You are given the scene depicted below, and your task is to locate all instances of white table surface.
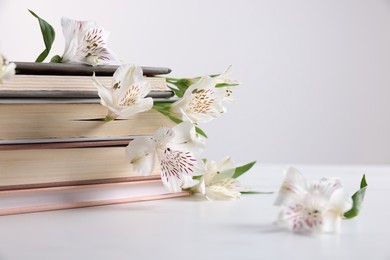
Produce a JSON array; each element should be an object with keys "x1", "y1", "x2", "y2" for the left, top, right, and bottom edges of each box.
[{"x1": 0, "y1": 164, "x2": 388, "y2": 260}]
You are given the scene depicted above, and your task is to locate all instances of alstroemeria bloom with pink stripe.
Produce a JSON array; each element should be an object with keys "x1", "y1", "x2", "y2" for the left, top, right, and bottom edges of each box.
[
  {"x1": 61, "y1": 17, "x2": 120, "y2": 65},
  {"x1": 125, "y1": 122, "x2": 205, "y2": 192},
  {"x1": 274, "y1": 167, "x2": 352, "y2": 234},
  {"x1": 92, "y1": 64, "x2": 153, "y2": 121},
  {"x1": 197, "y1": 157, "x2": 242, "y2": 200},
  {"x1": 170, "y1": 76, "x2": 226, "y2": 124}
]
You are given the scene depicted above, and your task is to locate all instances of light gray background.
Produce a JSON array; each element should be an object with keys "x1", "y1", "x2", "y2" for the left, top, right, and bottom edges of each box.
[{"x1": 1, "y1": 0, "x2": 389, "y2": 164}]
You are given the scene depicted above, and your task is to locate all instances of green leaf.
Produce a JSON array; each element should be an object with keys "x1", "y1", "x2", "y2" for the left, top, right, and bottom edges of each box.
[
  {"x1": 195, "y1": 126, "x2": 208, "y2": 138},
  {"x1": 232, "y1": 161, "x2": 256, "y2": 179},
  {"x1": 29, "y1": 9, "x2": 56, "y2": 62},
  {"x1": 241, "y1": 191, "x2": 273, "y2": 195},
  {"x1": 215, "y1": 83, "x2": 239, "y2": 88},
  {"x1": 152, "y1": 105, "x2": 208, "y2": 138},
  {"x1": 344, "y1": 174, "x2": 368, "y2": 219},
  {"x1": 166, "y1": 78, "x2": 198, "y2": 97},
  {"x1": 50, "y1": 55, "x2": 62, "y2": 63}
]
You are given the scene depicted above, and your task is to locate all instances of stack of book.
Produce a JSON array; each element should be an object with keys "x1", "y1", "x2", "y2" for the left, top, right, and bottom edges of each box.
[{"x1": 0, "y1": 62, "x2": 187, "y2": 215}]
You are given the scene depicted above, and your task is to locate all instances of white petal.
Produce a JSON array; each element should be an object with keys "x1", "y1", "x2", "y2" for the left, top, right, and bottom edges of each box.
[
  {"x1": 204, "y1": 160, "x2": 218, "y2": 185},
  {"x1": 112, "y1": 64, "x2": 134, "y2": 90},
  {"x1": 223, "y1": 87, "x2": 237, "y2": 104},
  {"x1": 61, "y1": 17, "x2": 78, "y2": 62},
  {"x1": 153, "y1": 127, "x2": 174, "y2": 148},
  {"x1": 197, "y1": 178, "x2": 207, "y2": 195},
  {"x1": 116, "y1": 98, "x2": 153, "y2": 119},
  {"x1": 185, "y1": 75, "x2": 216, "y2": 95},
  {"x1": 274, "y1": 167, "x2": 308, "y2": 206},
  {"x1": 158, "y1": 148, "x2": 204, "y2": 177},
  {"x1": 93, "y1": 73, "x2": 114, "y2": 107},
  {"x1": 181, "y1": 175, "x2": 200, "y2": 189},
  {"x1": 308, "y1": 177, "x2": 343, "y2": 199},
  {"x1": 277, "y1": 201, "x2": 323, "y2": 234},
  {"x1": 125, "y1": 137, "x2": 156, "y2": 176},
  {"x1": 170, "y1": 121, "x2": 206, "y2": 154},
  {"x1": 210, "y1": 157, "x2": 236, "y2": 183},
  {"x1": 161, "y1": 173, "x2": 183, "y2": 193},
  {"x1": 158, "y1": 147, "x2": 205, "y2": 192},
  {"x1": 183, "y1": 110, "x2": 215, "y2": 124},
  {"x1": 205, "y1": 181, "x2": 241, "y2": 200},
  {"x1": 215, "y1": 65, "x2": 240, "y2": 85},
  {"x1": 322, "y1": 189, "x2": 352, "y2": 233},
  {"x1": 2, "y1": 62, "x2": 16, "y2": 80}
]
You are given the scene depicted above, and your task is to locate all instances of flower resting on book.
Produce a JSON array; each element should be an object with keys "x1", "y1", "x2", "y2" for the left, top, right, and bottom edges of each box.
[
  {"x1": 126, "y1": 122, "x2": 205, "y2": 192},
  {"x1": 273, "y1": 167, "x2": 360, "y2": 234},
  {"x1": 29, "y1": 10, "x2": 120, "y2": 65},
  {"x1": 60, "y1": 17, "x2": 120, "y2": 65},
  {"x1": 0, "y1": 51, "x2": 16, "y2": 84},
  {"x1": 92, "y1": 64, "x2": 153, "y2": 121},
  {"x1": 154, "y1": 66, "x2": 239, "y2": 128},
  {"x1": 170, "y1": 76, "x2": 226, "y2": 124}
]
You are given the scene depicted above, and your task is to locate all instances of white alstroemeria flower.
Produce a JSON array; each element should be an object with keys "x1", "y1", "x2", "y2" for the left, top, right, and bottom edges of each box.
[
  {"x1": 61, "y1": 17, "x2": 120, "y2": 65},
  {"x1": 214, "y1": 65, "x2": 240, "y2": 86},
  {"x1": 0, "y1": 52, "x2": 16, "y2": 83},
  {"x1": 170, "y1": 76, "x2": 226, "y2": 124},
  {"x1": 274, "y1": 167, "x2": 352, "y2": 234},
  {"x1": 214, "y1": 65, "x2": 240, "y2": 104},
  {"x1": 197, "y1": 156, "x2": 242, "y2": 200},
  {"x1": 126, "y1": 122, "x2": 205, "y2": 192},
  {"x1": 93, "y1": 64, "x2": 153, "y2": 121}
]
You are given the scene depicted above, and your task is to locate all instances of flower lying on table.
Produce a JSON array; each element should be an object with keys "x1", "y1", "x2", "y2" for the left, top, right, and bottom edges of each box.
[
  {"x1": 274, "y1": 167, "x2": 367, "y2": 234},
  {"x1": 185, "y1": 156, "x2": 256, "y2": 200}
]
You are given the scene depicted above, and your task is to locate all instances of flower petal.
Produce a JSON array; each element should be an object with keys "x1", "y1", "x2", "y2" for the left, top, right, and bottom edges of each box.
[
  {"x1": 170, "y1": 121, "x2": 206, "y2": 154},
  {"x1": 210, "y1": 157, "x2": 236, "y2": 183},
  {"x1": 322, "y1": 189, "x2": 353, "y2": 233},
  {"x1": 205, "y1": 179, "x2": 241, "y2": 200},
  {"x1": 180, "y1": 175, "x2": 200, "y2": 189},
  {"x1": 116, "y1": 97, "x2": 153, "y2": 118},
  {"x1": 158, "y1": 148, "x2": 204, "y2": 192},
  {"x1": 308, "y1": 177, "x2": 343, "y2": 199},
  {"x1": 2, "y1": 62, "x2": 16, "y2": 81},
  {"x1": 274, "y1": 167, "x2": 308, "y2": 206},
  {"x1": 93, "y1": 73, "x2": 114, "y2": 107},
  {"x1": 153, "y1": 127, "x2": 174, "y2": 148},
  {"x1": 161, "y1": 173, "x2": 183, "y2": 193},
  {"x1": 125, "y1": 137, "x2": 156, "y2": 176}
]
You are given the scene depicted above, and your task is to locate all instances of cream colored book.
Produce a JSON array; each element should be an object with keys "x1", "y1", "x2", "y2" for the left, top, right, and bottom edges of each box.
[
  {"x1": 0, "y1": 180, "x2": 190, "y2": 216},
  {"x1": 0, "y1": 74, "x2": 172, "y2": 98},
  {"x1": 0, "y1": 141, "x2": 161, "y2": 190},
  {"x1": 0, "y1": 100, "x2": 176, "y2": 142}
]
